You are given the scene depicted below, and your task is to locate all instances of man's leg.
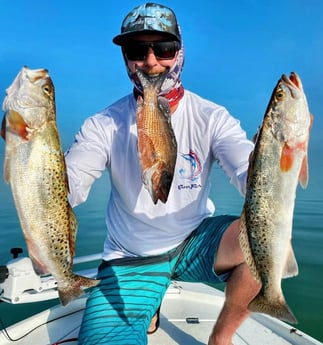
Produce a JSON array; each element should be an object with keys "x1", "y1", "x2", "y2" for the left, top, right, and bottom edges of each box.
[
  {"x1": 147, "y1": 305, "x2": 160, "y2": 334},
  {"x1": 171, "y1": 215, "x2": 258, "y2": 344},
  {"x1": 78, "y1": 257, "x2": 172, "y2": 345},
  {"x1": 208, "y1": 219, "x2": 261, "y2": 345}
]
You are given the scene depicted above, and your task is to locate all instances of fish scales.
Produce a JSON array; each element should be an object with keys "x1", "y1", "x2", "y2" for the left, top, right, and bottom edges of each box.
[
  {"x1": 239, "y1": 72, "x2": 311, "y2": 324},
  {"x1": 136, "y1": 66, "x2": 177, "y2": 204},
  {"x1": 2, "y1": 67, "x2": 99, "y2": 305}
]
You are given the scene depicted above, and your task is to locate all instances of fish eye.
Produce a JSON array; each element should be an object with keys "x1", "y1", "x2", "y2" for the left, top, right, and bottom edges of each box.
[
  {"x1": 275, "y1": 89, "x2": 285, "y2": 101},
  {"x1": 42, "y1": 84, "x2": 52, "y2": 96}
]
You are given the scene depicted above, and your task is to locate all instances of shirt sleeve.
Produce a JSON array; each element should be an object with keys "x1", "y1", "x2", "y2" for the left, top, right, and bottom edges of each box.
[
  {"x1": 65, "y1": 114, "x2": 112, "y2": 207},
  {"x1": 211, "y1": 107, "x2": 254, "y2": 196}
]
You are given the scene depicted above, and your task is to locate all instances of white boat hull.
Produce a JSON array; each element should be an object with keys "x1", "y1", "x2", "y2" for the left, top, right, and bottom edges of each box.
[{"x1": 0, "y1": 281, "x2": 321, "y2": 345}]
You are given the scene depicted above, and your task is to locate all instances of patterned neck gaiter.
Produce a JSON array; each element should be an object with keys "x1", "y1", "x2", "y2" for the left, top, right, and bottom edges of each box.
[{"x1": 126, "y1": 41, "x2": 185, "y2": 108}]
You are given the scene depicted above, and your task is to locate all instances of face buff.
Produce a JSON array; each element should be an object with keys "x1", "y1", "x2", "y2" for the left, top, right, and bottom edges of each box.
[{"x1": 127, "y1": 39, "x2": 185, "y2": 108}]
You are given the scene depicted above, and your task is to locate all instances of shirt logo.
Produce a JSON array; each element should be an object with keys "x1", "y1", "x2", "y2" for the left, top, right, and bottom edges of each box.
[{"x1": 177, "y1": 150, "x2": 202, "y2": 190}]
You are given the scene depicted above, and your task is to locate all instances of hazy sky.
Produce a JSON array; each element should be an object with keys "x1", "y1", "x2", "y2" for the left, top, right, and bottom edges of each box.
[{"x1": 0, "y1": 1, "x2": 322, "y2": 148}]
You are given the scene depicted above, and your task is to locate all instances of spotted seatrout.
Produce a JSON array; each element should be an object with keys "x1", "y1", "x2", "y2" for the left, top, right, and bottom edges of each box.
[
  {"x1": 136, "y1": 66, "x2": 177, "y2": 204},
  {"x1": 2, "y1": 67, "x2": 99, "y2": 305},
  {"x1": 239, "y1": 72, "x2": 312, "y2": 323}
]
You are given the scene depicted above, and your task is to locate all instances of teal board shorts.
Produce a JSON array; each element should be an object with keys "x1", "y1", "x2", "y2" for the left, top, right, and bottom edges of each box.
[{"x1": 78, "y1": 215, "x2": 238, "y2": 345}]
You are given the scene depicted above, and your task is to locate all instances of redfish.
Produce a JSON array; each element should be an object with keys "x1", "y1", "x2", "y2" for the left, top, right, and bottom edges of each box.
[{"x1": 136, "y1": 66, "x2": 177, "y2": 204}]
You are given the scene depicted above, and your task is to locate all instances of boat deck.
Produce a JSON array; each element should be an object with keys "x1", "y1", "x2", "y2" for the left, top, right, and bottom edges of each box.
[{"x1": 0, "y1": 282, "x2": 321, "y2": 345}]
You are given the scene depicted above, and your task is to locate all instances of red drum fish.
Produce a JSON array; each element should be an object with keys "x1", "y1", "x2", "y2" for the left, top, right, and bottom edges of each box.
[
  {"x1": 239, "y1": 72, "x2": 312, "y2": 323},
  {"x1": 136, "y1": 66, "x2": 177, "y2": 204},
  {"x1": 2, "y1": 67, "x2": 99, "y2": 305}
]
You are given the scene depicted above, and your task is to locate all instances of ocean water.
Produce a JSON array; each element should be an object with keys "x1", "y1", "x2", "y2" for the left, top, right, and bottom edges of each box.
[{"x1": 0, "y1": 141, "x2": 322, "y2": 343}]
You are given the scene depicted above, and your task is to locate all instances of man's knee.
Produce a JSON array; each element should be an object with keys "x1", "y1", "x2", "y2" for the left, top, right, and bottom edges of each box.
[{"x1": 214, "y1": 219, "x2": 244, "y2": 275}]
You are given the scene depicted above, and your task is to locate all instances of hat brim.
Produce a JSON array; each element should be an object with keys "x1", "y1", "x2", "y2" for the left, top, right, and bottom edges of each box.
[{"x1": 113, "y1": 30, "x2": 181, "y2": 46}]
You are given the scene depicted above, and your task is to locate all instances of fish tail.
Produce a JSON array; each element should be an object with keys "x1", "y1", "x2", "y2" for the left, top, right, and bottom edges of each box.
[
  {"x1": 58, "y1": 274, "x2": 99, "y2": 306},
  {"x1": 135, "y1": 66, "x2": 169, "y2": 92},
  {"x1": 248, "y1": 294, "x2": 297, "y2": 324}
]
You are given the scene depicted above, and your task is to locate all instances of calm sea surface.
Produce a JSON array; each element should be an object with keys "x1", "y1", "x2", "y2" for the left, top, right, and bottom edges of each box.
[{"x1": 0, "y1": 142, "x2": 322, "y2": 342}]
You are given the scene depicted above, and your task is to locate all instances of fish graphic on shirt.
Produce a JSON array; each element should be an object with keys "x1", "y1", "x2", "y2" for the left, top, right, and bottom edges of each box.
[{"x1": 179, "y1": 150, "x2": 202, "y2": 181}]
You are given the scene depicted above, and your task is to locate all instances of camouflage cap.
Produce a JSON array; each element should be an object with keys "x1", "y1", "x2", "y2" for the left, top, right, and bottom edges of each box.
[{"x1": 113, "y1": 3, "x2": 181, "y2": 45}]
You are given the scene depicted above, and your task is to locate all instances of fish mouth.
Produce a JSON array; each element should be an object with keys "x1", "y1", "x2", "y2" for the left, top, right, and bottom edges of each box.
[
  {"x1": 3, "y1": 67, "x2": 51, "y2": 111},
  {"x1": 289, "y1": 72, "x2": 300, "y2": 88},
  {"x1": 281, "y1": 72, "x2": 303, "y2": 99},
  {"x1": 23, "y1": 66, "x2": 49, "y2": 83},
  {"x1": 282, "y1": 72, "x2": 302, "y2": 89}
]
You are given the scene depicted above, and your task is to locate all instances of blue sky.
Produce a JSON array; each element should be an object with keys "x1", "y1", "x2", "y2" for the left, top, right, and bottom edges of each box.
[{"x1": 0, "y1": 1, "x2": 322, "y2": 149}]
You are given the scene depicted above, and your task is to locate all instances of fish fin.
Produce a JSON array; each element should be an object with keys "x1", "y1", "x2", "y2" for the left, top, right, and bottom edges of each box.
[
  {"x1": 282, "y1": 241, "x2": 299, "y2": 278},
  {"x1": 26, "y1": 239, "x2": 50, "y2": 275},
  {"x1": 151, "y1": 164, "x2": 173, "y2": 203},
  {"x1": 142, "y1": 165, "x2": 158, "y2": 203},
  {"x1": 137, "y1": 94, "x2": 144, "y2": 110},
  {"x1": 298, "y1": 114, "x2": 312, "y2": 188},
  {"x1": 158, "y1": 96, "x2": 171, "y2": 116},
  {"x1": 298, "y1": 154, "x2": 309, "y2": 189},
  {"x1": 31, "y1": 260, "x2": 49, "y2": 275},
  {"x1": 68, "y1": 208, "x2": 78, "y2": 258},
  {"x1": 6, "y1": 110, "x2": 30, "y2": 140},
  {"x1": 4, "y1": 152, "x2": 11, "y2": 184},
  {"x1": 280, "y1": 143, "x2": 294, "y2": 172},
  {"x1": 280, "y1": 140, "x2": 309, "y2": 187},
  {"x1": 239, "y1": 212, "x2": 260, "y2": 282},
  {"x1": 58, "y1": 274, "x2": 99, "y2": 306},
  {"x1": 1, "y1": 114, "x2": 6, "y2": 140},
  {"x1": 29, "y1": 254, "x2": 50, "y2": 275},
  {"x1": 28, "y1": 257, "x2": 49, "y2": 275},
  {"x1": 135, "y1": 66, "x2": 169, "y2": 92},
  {"x1": 248, "y1": 294, "x2": 297, "y2": 324},
  {"x1": 62, "y1": 156, "x2": 71, "y2": 194},
  {"x1": 252, "y1": 125, "x2": 262, "y2": 144}
]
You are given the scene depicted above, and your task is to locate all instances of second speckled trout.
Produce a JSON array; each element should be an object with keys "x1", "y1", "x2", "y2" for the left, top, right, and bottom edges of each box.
[
  {"x1": 239, "y1": 72, "x2": 312, "y2": 323},
  {"x1": 136, "y1": 66, "x2": 177, "y2": 204},
  {"x1": 2, "y1": 67, "x2": 99, "y2": 305}
]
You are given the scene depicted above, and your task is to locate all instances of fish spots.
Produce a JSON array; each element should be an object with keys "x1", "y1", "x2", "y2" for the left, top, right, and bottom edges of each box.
[
  {"x1": 238, "y1": 72, "x2": 310, "y2": 324},
  {"x1": 3, "y1": 67, "x2": 97, "y2": 306}
]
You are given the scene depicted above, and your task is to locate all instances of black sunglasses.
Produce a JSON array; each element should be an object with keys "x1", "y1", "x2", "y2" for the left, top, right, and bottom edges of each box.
[{"x1": 123, "y1": 41, "x2": 180, "y2": 61}]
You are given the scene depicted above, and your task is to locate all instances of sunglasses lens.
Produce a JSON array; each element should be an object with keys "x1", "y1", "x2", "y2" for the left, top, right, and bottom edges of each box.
[
  {"x1": 123, "y1": 43, "x2": 147, "y2": 60},
  {"x1": 154, "y1": 41, "x2": 178, "y2": 59},
  {"x1": 123, "y1": 41, "x2": 179, "y2": 61}
]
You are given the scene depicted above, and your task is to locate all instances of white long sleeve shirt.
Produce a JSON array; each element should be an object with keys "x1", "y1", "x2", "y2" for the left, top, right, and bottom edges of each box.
[{"x1": 65, "y1": 90, "x2": 254, "y2": 260}]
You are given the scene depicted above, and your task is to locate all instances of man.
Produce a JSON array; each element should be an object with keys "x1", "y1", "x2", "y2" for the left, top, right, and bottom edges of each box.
[{"x1": 65, "y1": 3, "x2": 261, "y2": 345}]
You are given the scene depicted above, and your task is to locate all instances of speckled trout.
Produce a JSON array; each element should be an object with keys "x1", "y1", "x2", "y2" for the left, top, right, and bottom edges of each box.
[
  {"x1": 239, "y1": 72, "x2": 312, "y2": 323},
  {"x1": 136, "y1": 66, "x2": 177, "y2": 204},
  {"x1": 2, "y1": 67, "x2": 99, "y2": 305}
]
